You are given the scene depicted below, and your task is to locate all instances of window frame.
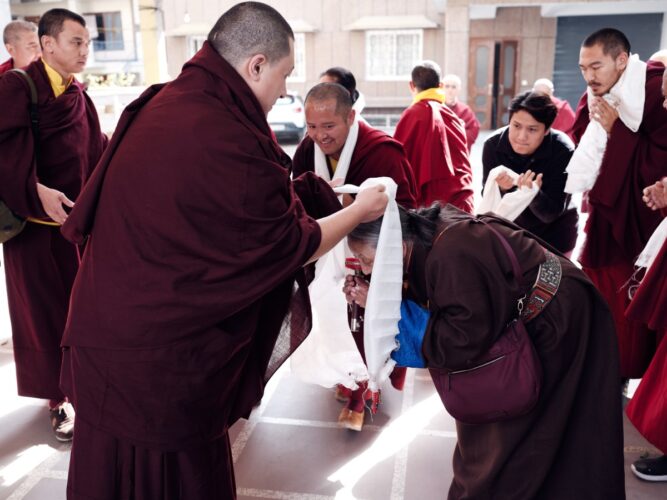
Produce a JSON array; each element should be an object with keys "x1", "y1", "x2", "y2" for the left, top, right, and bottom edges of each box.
[{"x1": 365, "y1": 29, "x2": 423, "y2": 81}]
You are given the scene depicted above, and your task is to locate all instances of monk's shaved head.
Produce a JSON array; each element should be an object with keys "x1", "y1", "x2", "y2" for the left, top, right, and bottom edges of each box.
[
  {"x1": 650, "y1": 49, "x2": 667, "y2": 66},
  {"x1": 207, "y1": 2, "x2": 293, "y2": 68},
  {"x1": 411, "y1": 60, "x2": 442, "y2": 92},
  {"x1": 3, "y1": 20, "x2": 37, "y2": 45},
  {"x1": 305, "y1": 82, "x2": 353, "y2": 117}
]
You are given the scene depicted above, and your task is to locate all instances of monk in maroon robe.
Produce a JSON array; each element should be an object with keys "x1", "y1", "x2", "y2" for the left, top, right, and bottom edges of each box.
[
  {"x1": 59, "y1": 4, "x2": 387, "y2": 498},
  {"x1": 395, "y1": 63, "x2": 474, "y2": 212},
  {"x1": 443, "y1": 73, "x2": 480, "y2": 152},
  {"x1": 0, "y1": 9, "x2": 106, "y2": 441},
  {"x1": 571, "y1": 29, "x2": 667, "y2": 379},
  {"x1": 0, "y1": 20, "x2": 41, "y2": 74},
  {"x1": 292, "y1": 82, "x2": 416, "y2": 431}
]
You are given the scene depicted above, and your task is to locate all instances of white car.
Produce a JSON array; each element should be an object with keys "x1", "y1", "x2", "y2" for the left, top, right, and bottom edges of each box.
[{"x1": 267, "y1": 92, "x2": 306, "y2": 143}]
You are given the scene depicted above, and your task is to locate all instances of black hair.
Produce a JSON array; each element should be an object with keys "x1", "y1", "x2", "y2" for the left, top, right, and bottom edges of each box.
[
  {"x1": 582, "y1": 28, "x2": 631, "y2": 59},
  {"x1": 38, "y1": 8, "x2": 86, "y2": 43},
  {"x1": 320, "y1": 67, "x2": 360, "y2": 104},
  {"x1": 411, "y1": 61, "x2": 441, "y2": 92},
  {"x1": 348, "y1": 204, "x2": 444, "y2": 249},
  {"x1": 508, "y1": 91, "x2": 558, "y2": 129}
]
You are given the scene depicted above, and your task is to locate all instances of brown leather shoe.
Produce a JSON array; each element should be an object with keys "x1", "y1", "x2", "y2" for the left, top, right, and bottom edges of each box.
[
  {"x1": 49, "y1": 401, "x2": 74, "y2": 442},
  {"x1": 338, "y1": 407, "x2": 364, "y2": 431}
]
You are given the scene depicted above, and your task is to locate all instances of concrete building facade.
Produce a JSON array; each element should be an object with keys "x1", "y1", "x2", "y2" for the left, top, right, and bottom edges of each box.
[{"x1": 3, "y1": 1, "x2": 666, "y2": 129}]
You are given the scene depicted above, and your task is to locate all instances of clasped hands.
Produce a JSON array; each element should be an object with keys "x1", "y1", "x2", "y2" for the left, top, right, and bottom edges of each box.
[
  {"x1": 343, "y1": 274, "x2": 369, "y2": 308},
  {"x1": 589, "y1": 97, "x2": 619, "y2": 134}
]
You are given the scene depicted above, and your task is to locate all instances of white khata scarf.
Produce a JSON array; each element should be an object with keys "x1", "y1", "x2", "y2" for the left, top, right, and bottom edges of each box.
[
  {"x1": 477, "y1": 166, "x2": 539, "y2": 221},
  {"x1": 335, "y1": 178, "x2": 402, "y2": 392},
  {"x1": 565, "y1": 54, "x2": 647, "y2": 193},
  {"x1": 313, "y1": 117, "x2": 359, "y2": 183}
]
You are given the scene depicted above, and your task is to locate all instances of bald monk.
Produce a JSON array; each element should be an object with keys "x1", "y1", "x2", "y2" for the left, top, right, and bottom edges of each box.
[
  {"x1": 442, "y1": 73, "x2": 480, "y2": 152},
  {"x1": 292, "y1": 82, "x2": 417, "y2": 430},
  {"x1": 59, "y1": 3, "x2": 388, "y2": 498},
  {"x1": 0, "y1": 9, "x2": 106, "y2": 441},
  {"x1": 293, "y1": 82, "x2": 417, "y2": 207},
  {"x1": 394, "y1": 62, "x2": 474, "y2": 212},
  {"x1": 0, "y1": 20, "x2": 41, "y2": 74},
  {"x1": 533, "y1": 78, "x2": 576, "y2": 139}
]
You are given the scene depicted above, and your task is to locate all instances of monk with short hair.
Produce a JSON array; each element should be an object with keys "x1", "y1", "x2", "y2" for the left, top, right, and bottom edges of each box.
[
  {"x1": 568, "y1": 28, "x2": 667, "y2": 380},
  {"x1": 0, "y1": 20, "x2": 41, "y2": 73},
  {"x1": 292, "y1": 81, "x2": 416, "y2": 431},
  {"x1": 60, "y1": 3, "x2": 387, "y2": 497},
  {"x1": 0, "y1": 8, "x2": 106, "y2": 442},
  {"x1": 532, "y1": 77, "x2": 576, "y2": 138},
  {"x1": 394, "y1": 62, "x2": 474, "y2": 212},
  {"x1": 442, "y1": 73, "x2": 480, "y2": 151}
]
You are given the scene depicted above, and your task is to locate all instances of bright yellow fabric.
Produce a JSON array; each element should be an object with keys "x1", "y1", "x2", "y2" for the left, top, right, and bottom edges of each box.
[
  {"x1": 42, "y1": 59, "x2": 72, "y2": 97},
  {"x1": 413, "y1": 87, "x2": 446, "y2": 105}
]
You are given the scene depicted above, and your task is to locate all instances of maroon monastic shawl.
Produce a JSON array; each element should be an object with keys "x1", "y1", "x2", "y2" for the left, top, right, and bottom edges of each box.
[
  {"x1": 60, "y1": 42, "x2": 321, "y2": 451},
  {"x1": 550, "y1": 96, "x2": 576, "y2": 139},
  {"x1": 292, "y1": 120, "x2": 418, "y2": 209},
  {"x1": 0, "y1": 58, "x2": 13, "y2": 74},
  {"x1": 571, "y1": 61, "x2": 667, "y2": 268},
  {"x1": 448, "y1": 101, "x2": 480, "y2": 151},
  {"x1": 0, "y1": 59, "x2": 106, "y2": 218},
  {"x1": 394, "y1": 100, "x2": 473, "y2": 211}
]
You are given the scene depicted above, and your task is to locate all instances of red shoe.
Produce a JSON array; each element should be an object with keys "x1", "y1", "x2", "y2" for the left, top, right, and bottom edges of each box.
[
  {"x1": 334, "y1": 385, "x2": 352, "y2": 402},
  {"x1": 389, "y1": 367, "x2": 407, "y2": 391}
]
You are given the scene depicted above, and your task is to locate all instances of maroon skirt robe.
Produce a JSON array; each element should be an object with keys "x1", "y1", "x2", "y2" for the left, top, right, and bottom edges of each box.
[{"x1": 0, "y1": 60, "x2": 106, "y2": 400}]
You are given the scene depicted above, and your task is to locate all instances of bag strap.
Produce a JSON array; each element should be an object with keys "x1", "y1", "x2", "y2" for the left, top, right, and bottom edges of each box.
[
  {"x1": 478, "y1": 218, "x2": 523, "y2": 287},
  {"x1": 8, "y1": 69, "x2": 40, "y2": 162}
]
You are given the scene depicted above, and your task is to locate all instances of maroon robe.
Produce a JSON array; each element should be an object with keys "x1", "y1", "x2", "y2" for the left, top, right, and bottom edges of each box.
[
  {"x1": 0, "y1": 58, "x2": 14, "y2": 74},
  {"x1": 626, "y1": 236, "x2": 667, "y2": 453},
  {"x1": 60, "y1": 42, "x2": 323, "y2": 498},
  {"x1": 395, "y1": 99, "x2": 474, "y2": 212},
  {"x1": 550, "y1": 96, "x2": 576, "y2": 139},
  {"x1": 0, "y1": 60, "x2": 106, "y2": 400},
  {"x1": 411, "y1": 207, "x2": 624, "y2": 499},
  {"x1": 292, "y1": 120, "x2": 418, "y2": 209},
  {"x1": 447, "y1": 100, "x2": 480, "y2": 152},
  {"x1": 571, "y1": 60, "x2": 667, "y2": 378}
]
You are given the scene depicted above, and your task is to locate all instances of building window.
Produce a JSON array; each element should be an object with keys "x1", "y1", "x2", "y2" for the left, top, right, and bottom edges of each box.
[
  {"x1": 189, "y1": 36, "x2": 207, "y2": 57},
  {"x1": 366, "y1": 29, "x2": 422, "y2": 81},
  {"x1": 288, "y1": 33, "x2": 306, "y2": 82},
  {"x1": 90, "y1": 12, "x2": 124, "y2": 52}
]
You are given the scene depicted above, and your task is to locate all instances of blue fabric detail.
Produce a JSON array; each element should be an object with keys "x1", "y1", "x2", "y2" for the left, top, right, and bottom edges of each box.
[{"x1": 391, "y1": 300, "x2": 429, "y2": 368}]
